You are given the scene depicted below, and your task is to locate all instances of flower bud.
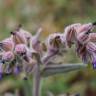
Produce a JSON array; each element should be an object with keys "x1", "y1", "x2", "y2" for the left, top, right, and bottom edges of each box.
[
  {"x1": 86, "y1": 42, "x2": 96, "y2": 69},
  {"x1": 0, "y1": 37, "x2": 14, "y2": 51},
  {"x1": 89, "y1": 33, "x2": 96, "y2": 42},
  {"x1": 15, "y1": 44, "x2": 27, "y2": 55},
  {"x1": 76, "y1": 31, "x2": 89, "y2": 44},
  {"x1": 86, "y1": 42, "x2": 96, "y2": 53},
  {"x1": 46, "y1": 33, "x2": 65, "y2": 49},
  {"x1": 42, "y1": 33, "x2": 65, "y2": 64},
  {"x1": 64, "y1": 23, "x2": 81, "y2": 48},
  {"x1": 18, "y1": 27, "x2": 32, "y2": 40},
  {"x1": 11, "y1": 31, "x2": 27, "y2": 44},
  {"x1": 76, "y1": 23, "x2": 93, "y2": 34},
  {"x1": 2, "y1": 51, "x2": 14, "y2": 63},
  {"x1": 31, "y1": 27, "x2": 42, "y2": 53},
  {"x1": 11, "y1": 25, "x2": 32, "y2": 45}
]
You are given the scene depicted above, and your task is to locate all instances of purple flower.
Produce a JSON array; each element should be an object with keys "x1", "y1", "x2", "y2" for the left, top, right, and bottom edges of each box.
[
  {"x1": 86, "y1": 42, "x2": 96, "y2": 69},
  {"x1": 0, "y1": 73, "x2": 2, "y2": 80},
  {"x1": 92, "y1": 60, "x2": 96, "y2": 69},
  {"x1": 90, "y1": 52, "x2": 96, "y2": 69},
  {"x1": 14, "y1": 66, "x2": 20, "y2": 75},
  {"x1": 75, "y1": 35, "x2": 96, "y2": 69},
  {"x1": 64, "y1": 23, "x2": 94, "y2": 48},
  {"x1": 76, "y1": 41, "x2": 89, "y2": 64}
]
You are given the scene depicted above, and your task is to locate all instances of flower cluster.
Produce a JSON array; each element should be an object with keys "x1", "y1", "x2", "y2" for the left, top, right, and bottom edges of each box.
[
  {"x1": 64, "y1": 22, "x2": 96, "y2": 68},
  {"x1": 0, "y1": 22, "x2": 96, "y2": 79}
]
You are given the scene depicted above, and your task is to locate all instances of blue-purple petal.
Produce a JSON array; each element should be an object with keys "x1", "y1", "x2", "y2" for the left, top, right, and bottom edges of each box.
[
  {"x1": 14, "y1": 66, "x2": 20, "y2": 75},
  {"x1": 0, "y1": 73, "x2": 2, "y2": 80},
  {"x1": 92, "y1": 60, "x2": 96, "y2": 69}
]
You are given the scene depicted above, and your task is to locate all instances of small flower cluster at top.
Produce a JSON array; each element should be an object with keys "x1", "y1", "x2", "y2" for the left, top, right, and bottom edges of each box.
[{"x1": 0, "y1": 22, "x2": 96, "y2": 79}]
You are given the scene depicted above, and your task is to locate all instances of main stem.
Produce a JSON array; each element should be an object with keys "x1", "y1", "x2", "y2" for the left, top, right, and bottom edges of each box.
[{"x1": 32, "y1": 63, "x2": 41, "y2": 96}]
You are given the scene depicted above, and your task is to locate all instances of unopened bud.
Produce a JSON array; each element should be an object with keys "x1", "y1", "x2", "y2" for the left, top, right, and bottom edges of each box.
[{"x1": 2, "y1": 51, "x2": 14, "y2": 62}]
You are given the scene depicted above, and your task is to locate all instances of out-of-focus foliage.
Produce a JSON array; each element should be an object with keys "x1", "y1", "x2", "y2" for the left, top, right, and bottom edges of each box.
[{"x1": 0, "y1": 0, "x2": 96, "y2": 96}]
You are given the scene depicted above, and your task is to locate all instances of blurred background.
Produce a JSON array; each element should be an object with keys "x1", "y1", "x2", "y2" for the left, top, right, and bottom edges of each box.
[{"x1": 0, "y1": 0, "x2": 96, "y2": 96}]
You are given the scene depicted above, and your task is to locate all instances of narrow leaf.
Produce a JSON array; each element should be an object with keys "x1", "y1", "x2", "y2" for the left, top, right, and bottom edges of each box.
[{"x1": 41, "y1": 63, "x2": 87, "y2": 77}]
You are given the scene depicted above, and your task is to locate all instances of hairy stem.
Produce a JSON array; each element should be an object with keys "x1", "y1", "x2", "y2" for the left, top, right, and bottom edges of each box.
[{"x1": 32, "y1": 63, "x2": 41, "y2": 96}]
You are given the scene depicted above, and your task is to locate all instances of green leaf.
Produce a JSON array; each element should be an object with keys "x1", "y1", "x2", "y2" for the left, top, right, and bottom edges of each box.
[{"x1": 42, "y1": 63, "x2": 87, "y2": 77}]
